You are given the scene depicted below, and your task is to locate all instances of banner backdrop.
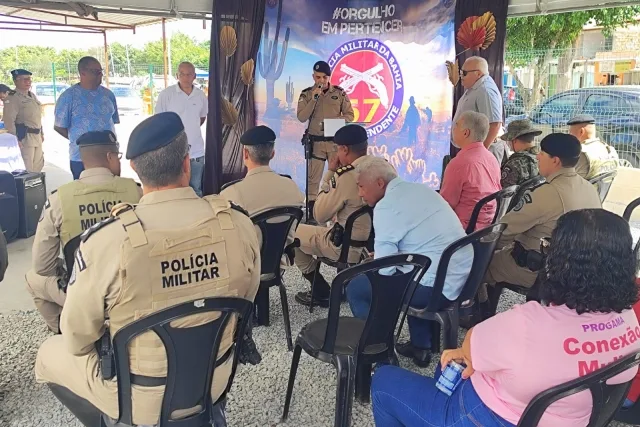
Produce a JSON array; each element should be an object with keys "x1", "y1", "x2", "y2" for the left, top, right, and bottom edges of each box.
[{"x1": 255, "y1": 0, "x2": 456, "y2": 190}]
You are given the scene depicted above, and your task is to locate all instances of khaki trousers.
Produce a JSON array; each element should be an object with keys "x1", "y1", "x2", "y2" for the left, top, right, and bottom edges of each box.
[
  {"x1": 477, "y1": 245, "x2": 539, "y2": 302},
  {"x1": 25, "y1": 269, "x2": 66, "y2": 333},
  {"x1": 307, "y1": 141, "x2": 336, "y2": 201},
  {"x1": 294, "y1": 223, "x2": 362, "y2": 275},
  {"x1": 20, "y1": 144, "x2": 44, "y2": 172},
  {"x1": 36, "y1": 335, "x2": 233, "y2": 425}
]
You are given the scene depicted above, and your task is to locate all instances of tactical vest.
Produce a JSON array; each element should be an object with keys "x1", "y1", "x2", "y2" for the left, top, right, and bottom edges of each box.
[
  {"x1": 57, "y1": 177, "x2": 141, "y2": 248},
  {"x1": 582, "y1": 139, "x2": 618, "y2": 180},
  {"x1": 107, "y1": 196, "x2": 252, "y2": 377}
]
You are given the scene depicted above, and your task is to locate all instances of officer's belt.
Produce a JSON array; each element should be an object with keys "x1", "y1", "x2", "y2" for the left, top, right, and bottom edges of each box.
[
  {"x1": 308, "y1": 135, "x2": 333, "y2": 142},
  {"x1": 130, "y1": 344, "x2": 234, "y2": 387},
  {"x1": 17, "y1": 124, "x2": 41, "y2": 134}
]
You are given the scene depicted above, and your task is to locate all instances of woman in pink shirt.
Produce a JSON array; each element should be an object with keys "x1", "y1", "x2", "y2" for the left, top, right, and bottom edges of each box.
[
  {"x1": 372, "y1": 209, "x2": 639, "y2": 426},
  {"x1": 440, "y1": 111, "x2": 502, "y2": 232}
]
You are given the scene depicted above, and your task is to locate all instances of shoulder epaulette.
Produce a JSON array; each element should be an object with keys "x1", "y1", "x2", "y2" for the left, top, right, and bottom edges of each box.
[
  {"x1": 80, "y1": 216, "x2": 118, "y2": 243},
  {"x1": 230, "y1": 202, "x2": 249, "y2": 217},
  {"x1": 301, "y1": 87, "x2": 313, "y2": 93},
  {"x1": 336, "y1": 164, "x2": 355, "y2": 176},
  {"x1": 279, "y1": 173, "x2": 292, "y2": 179},
  {"x1": 50, "y1": 189, "x2": 57, "y2": 194},
  {"x1": 333, "y1": 85, "x2": 344, "y2": 91},
  {"x1": 8, "y1": 90, "x2": 16, "y2": 95},
  {"x1": 136, "y1": 182, "x2": 142, "y2": 187}
]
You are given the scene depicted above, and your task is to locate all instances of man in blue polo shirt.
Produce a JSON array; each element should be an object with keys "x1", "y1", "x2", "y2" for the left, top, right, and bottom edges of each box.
[
  {"x1": 54, "y1": 56, "x2": 119, "y2": 179},
  {"x1": 348, "y1": 156, "x2": 473, "y2": 367}
]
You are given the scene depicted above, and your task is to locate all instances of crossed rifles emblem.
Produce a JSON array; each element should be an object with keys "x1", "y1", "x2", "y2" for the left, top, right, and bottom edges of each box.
[{"x1": 338, "y1": 63, "x2": 390, "y2": 109}]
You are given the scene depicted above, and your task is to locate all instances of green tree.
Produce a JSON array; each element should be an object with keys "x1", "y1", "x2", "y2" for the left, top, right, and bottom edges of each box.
[{"x1": 506, "y1": 7, "x2": 640, "y2": 111}]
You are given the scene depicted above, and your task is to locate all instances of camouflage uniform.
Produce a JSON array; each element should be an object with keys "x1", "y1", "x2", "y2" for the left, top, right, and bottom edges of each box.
[{"x1": 500, "y1": 147, "x2": 540, "y2": 188}]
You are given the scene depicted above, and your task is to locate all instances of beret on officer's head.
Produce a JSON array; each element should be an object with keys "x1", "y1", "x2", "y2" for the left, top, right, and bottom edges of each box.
[
  {"x1": 240, "y1": 126, "x2": 276, "y2": 146},
  {"x1": 313, "y1": 61, "x2": 331, "y2": 76},
  {"x1": 540, "y1": 133, "x2": 581, "y2": 159},
  {"x1": 0, "y1": 84, "x2": 10, "y2": 93},
  {"x1": 77, "y1": 130, "x2": 118, "y2": 147},
  {"x1": 126, "y1": 112, "x2": 184, "y2": 159},
  {"x1": 567, "y1": 114, "x2": 596, "y2": 126},
  {"x1": 11, "y1": 69, "x2": 32, "y2": 79},
  {"x1": 334, "y1": 125, "x2": 368, "y2": 146}
]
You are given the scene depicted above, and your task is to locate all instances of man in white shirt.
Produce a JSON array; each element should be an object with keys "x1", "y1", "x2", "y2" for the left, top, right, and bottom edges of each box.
[{"x1": 155, "y1": 61, "x2": 208, "y2": 196}]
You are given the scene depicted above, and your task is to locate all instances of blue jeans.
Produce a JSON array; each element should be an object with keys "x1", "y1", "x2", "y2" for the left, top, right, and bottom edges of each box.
[
  {"x1": 70, "y1": 161, "x2": 84, "y2": 180},
  {"x1": 346, "y1": 275, "x2": 437, "y2": 349},
  {"x1": 190, "y1": 156, "x2": 205, "y2": 197},
  {"x1": 372, "y1": 365, "x2": 515, "y2": 427}
]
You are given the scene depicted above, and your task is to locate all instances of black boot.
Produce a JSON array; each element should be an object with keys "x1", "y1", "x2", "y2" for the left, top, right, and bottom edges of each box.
[
  {"x1": 306, "y1": 201, "x2": 317, "y2": 225},
  {"x1": 395, "y1": 341, "x2": 432, "y2": 368},
  {"x1": 295, "y1": 269, "x2": 330, "y2": 307}
]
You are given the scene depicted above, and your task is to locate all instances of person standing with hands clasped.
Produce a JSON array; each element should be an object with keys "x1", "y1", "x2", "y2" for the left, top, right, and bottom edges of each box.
[{"x1": 297, "y1": 61, "x2": 354, "y2": 223}]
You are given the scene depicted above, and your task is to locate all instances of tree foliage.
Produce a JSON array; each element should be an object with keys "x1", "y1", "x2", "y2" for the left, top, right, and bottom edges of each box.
[
  {"x1": 505, "y1": 6, "x2": 640, "y2": 110},
  {"x1": 0, "y1": 32, "x2": 210, "y2": 86}
]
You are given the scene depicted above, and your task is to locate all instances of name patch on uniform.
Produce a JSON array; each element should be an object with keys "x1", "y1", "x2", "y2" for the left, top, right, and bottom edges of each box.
[
  {"x1": 331, "y1": 96, "x2": 339, "y2": 100},
  {"x1": 161, "y1": 252, "x2": 223, "y2": 289},
  {"x1": 79, "y1": 200, "x2": 123, "y2": 231}
]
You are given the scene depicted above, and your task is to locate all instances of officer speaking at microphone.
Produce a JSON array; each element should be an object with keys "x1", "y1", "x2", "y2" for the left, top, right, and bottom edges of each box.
[
  {"x1": 3, "y1": 69, "x2": 45, "y2": 172},
  {"x1": 25, "y1": 130, "x2": 141, "y2": 333},
  {"x1": 34, "y1": 112, "x2": 261, "y2": 426},
  {"x1": 297, "y1": 61, "x2": 354, "y2": 223}
]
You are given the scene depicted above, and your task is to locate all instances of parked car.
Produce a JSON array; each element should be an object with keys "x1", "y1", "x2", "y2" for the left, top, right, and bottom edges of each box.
[
  {"x1": 32, "y1": 82, "x2": 70, "y2": 105},
  {"x1": 503, "y1": 85, "x2": 529, "y2": 118},
  {"x1": 111, "y1": 85, "x2": 143, "y2": 116},
  {"x1": 506, "y1": 86, "x2": 640, "y2": 167}
]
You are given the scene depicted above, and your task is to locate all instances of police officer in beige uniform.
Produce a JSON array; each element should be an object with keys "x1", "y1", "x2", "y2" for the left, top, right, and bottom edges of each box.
[
  {"x1": 484, "y1": 133, "x2": 601, "y2": 293},
  {"x1": 3, "y1": 69, "x2": 45, "y2": 172},
  {"x1": 221, "y1": 125, "x2": 304, "y2": 266},
  {"x1": 297, "y1": 61, "x2": 355, "y2": 222},
  {"x1": 35, "y1": 112, "x2": 261, "y2": 426},
  {"x1": 567, "y1": 114, "x2": 619, "y2": 180},
  {"x1": 293, "y1": 125, "x2": 372, "y2": 307},
  {"x1": 26, "y1": 130, "x2": 142, "y2": 333}
]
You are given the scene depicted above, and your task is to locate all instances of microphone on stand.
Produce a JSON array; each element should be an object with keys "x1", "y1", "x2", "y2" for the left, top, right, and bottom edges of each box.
[{"x1": 313, "y1": 84, "x2": 323, "y2": 100}]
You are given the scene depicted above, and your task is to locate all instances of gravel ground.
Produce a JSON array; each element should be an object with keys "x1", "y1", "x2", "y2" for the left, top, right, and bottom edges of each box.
[{"x1": 0, "y1": 266, "x2": 633, "y2": 426}]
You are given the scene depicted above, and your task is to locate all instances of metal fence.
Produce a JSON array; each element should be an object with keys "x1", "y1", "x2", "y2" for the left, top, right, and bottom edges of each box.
[{"x1": 505, "y1": 47, "x2": 640, "y2": 167}]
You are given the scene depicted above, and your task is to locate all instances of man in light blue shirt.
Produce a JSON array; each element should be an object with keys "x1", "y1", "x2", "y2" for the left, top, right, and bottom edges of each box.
[
  {"x1": 54, "y1": 57, "x2": 119, "y2": 179},
  {"x1": 348, "y1": 157, "x2": 473, "y2": 367}
]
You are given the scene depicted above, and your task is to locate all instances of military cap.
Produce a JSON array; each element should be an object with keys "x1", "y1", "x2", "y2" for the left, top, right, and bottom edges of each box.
[
  {"x1": 313, "y1": 61, "x2": 331, "y2": 76},
  {"x1": 501, "y1": 119, "x2": 542, "y2": 141},
  {"x1": 77, "y1": 130, "x2": 118, "y2": 147},
  {"x1": 126, "y1": 112, "x2": 184, "y2": 159},
  {"x1": 10, "y1": 69, "x2": 32, "y2": 79},
  {"x1": 240, "y1": 125, "x2": 276, "y2": 145},
  {"x1": 0, "y1": 84, "x2": 10, "y2": 93},
  {"x1": 334, "y1": 124, "x2": 368, "y2": 146},
  {"x1": 567, "y1": 114, "x2": 596, "y2": 126},
  {"x1": 540, "y1": 133, "x2": 581, "y2": 159}
]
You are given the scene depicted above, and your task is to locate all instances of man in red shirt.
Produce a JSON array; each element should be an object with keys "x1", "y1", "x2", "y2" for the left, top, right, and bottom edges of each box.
[{"x1": 440, "y1": 111, "x2": 502, "y2": 231}]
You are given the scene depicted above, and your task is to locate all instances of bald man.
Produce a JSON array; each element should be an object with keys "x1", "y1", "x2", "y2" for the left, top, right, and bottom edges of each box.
[{"x1": 452, "y1": 56, "x2": 507, "y2": 166}]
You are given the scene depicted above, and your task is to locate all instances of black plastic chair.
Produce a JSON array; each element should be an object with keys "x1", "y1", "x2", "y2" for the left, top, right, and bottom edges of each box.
[
  {"x1": 62, "y1": 234, "x2": 82, "y2": 277},
  {"x1": 283, "y1": 254, "x2": 431, "y2": 427},
  {"x1": 309, "y1": 205, "x2": 374, "y2": 312},
  {"x1": 623, "y1": 196, "x2": 640, "y2": 222},
  {"x1": 103, "y1": 297, "x2": 253, "y2": 427},
  {"x1": 588, "y1": 170, "x2": 618, "y2": 203},
  {"x1": 465, "y1": 186, "x2": 518, "y2": 234},
  {"x1": 507, "y1": 176, "x2": 546, "y2": 212},
  {"x1": 219, "y1": 179, "x2": 242, "y2": 192},
  {"x1": 398, "y1": 223, "x2": 506, "y2": 351},
  {"x1": 251, "y1": 206, "x2": 304, "y2": 351},
  {"x1": 519, "y1": 349, "x2": 640, "y2": 427}
]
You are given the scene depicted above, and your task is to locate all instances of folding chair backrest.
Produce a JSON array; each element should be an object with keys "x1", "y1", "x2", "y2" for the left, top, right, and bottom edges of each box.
[
  {"x1": 588, "y1": 170, "x2": 618, "y2": 203},
  {"x1": 466, "y1": 186, "x2": 518, "y2": 234},
  {"x1": 251, "y1": 206, "x2": 303, "y2": 276},
  {"x1": 336, "y1": 205, "x2": 374, "y2": 265},
  {"x1": 518, "y1": 350, "x2": 640, "y2": 427},
  {"x1": 508, "y1": 176, "x2": 546, "y2": 212},
  {"x1": 320, "y1": 254, "x2": 431, "y2": 356},
  {"x1": 427, "y1": 223, "x2": 506, "y2": 310},
  {"x1": 111, "y1": 297, "x2": 253, "y2": 426}
]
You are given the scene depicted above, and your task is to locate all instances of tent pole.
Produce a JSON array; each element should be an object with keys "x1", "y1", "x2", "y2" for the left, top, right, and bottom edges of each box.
[
  {"x1": 103, "y1": 31, "x2": 110, "y2": 88},
  {"x1": 162, "y1": 18, "x2": 168, "y2": 89}
]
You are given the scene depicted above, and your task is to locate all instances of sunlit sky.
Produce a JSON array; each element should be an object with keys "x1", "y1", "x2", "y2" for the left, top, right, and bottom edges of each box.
[{"x1": 0, "y1": 19, "x2": 210, "y2": 49}]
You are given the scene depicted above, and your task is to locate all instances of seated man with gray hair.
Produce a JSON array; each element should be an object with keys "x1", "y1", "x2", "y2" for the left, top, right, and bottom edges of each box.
[
  {"x1": 440, "y1": 110, "x2": 501, "y2": 232},
  {"x1": 349, "y1": 156, "x2": 473, "y2": 367}
]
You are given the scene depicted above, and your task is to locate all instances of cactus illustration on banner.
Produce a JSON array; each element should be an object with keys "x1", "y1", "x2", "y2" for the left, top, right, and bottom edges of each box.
[
  {"x1": 257, "y1": 0, "x2": 290, "y2": 104},
  {"x1": 285, "y1": 76, "x2": 294, "y2": 109}
]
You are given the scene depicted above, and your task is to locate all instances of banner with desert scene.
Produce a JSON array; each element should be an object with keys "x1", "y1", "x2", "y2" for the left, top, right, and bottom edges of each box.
[{"x1": 255, "y1": 0, "x2": 456, "y2": 190}]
